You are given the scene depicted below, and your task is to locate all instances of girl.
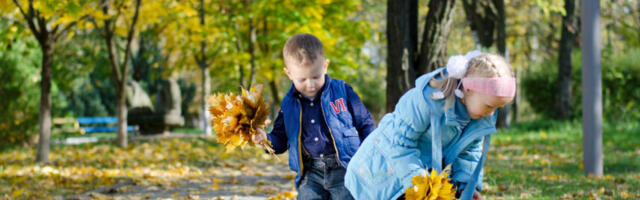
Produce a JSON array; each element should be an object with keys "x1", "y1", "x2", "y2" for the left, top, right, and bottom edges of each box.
[{"x1": 344, "y1": 51, "x2": 516, "y2": 200}]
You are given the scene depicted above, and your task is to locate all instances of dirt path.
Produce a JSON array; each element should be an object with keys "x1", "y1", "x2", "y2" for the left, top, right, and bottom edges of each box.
[
  {"x1": 66, "y1": 135, "x2": 297, "y2": 200},
  {"x1": 69, "y1": 161, "x2": 296, "y2": 199}
]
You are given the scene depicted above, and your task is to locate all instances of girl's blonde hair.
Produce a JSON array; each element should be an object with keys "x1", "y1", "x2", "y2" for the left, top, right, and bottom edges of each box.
[
  {"x1": 429, "y1": 53, "x2": 514, "y2": 108},
  {"x1": 465, "y1": 53, "x2": 513, "y2": 78}
]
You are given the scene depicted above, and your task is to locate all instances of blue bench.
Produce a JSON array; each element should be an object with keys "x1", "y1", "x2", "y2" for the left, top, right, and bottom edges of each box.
[{"x1": 77, "y1": 117, "x2": 136, "y2": 133}]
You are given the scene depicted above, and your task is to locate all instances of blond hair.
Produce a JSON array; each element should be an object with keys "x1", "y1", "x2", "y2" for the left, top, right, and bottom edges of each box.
[
  {"x1": 465, "y1": 53, "x2": 513, "y2": 78},
  {"x1": 282, "y1": 33, "x2": 325, "y2": 68},
  {"x1": 429, "y1": 53, "x2": 513, "y2": 108}
]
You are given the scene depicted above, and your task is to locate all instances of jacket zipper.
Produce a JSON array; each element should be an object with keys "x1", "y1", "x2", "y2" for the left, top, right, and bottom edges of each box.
[
  {"x1": 319, "y1": 99, "x2": 343, "y2": 167},
  {"x1": 297, "y1": 99, "x2": 304, "y2": 173}
]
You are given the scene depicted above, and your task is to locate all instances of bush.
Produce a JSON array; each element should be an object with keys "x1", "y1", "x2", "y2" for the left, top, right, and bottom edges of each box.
[
  {"x1": 0, "y1": 53, "x2": 40, "y2": 146},
  {"x1": 521, "y1": 48, "x2": 640, "y2": 121},
  {"x1": 0, "y1": 23, "x2": 70, "y2": 147}
]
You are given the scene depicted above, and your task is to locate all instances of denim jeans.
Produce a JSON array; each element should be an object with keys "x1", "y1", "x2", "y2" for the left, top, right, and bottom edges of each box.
[{"x1": 297, "y1": 155, "x2": 354, "y2": 200}]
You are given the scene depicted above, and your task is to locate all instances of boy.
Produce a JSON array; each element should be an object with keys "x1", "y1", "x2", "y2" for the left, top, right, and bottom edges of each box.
[{"x1": 254, "y1": 33, "x2": 376, "y2": 199}]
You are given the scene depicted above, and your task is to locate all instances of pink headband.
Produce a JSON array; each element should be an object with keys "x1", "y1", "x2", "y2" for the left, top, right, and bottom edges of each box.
[{"x1": 461, "y1": 77, "x2": 516, "y2": 97}]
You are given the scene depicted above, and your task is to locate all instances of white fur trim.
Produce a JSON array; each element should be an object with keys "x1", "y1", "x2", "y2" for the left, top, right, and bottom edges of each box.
[
  {"x1": 465, "y1": 50, "x2": 482, "y2": 60},
  {"x1": 446, "y1": 55, "x2": 468, "y2": 79},
  {"x1": 431, "y1": 91, "x2": 445, "y2": 100},
  {"x1": 455, "y1": 89, "x2": 465, "y2": 98}
]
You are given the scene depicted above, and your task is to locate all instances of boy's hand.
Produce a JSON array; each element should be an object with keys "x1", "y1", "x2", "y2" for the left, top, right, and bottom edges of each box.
[{"x1": 252, "y1": 129, "x2": 267, "y2": 144}]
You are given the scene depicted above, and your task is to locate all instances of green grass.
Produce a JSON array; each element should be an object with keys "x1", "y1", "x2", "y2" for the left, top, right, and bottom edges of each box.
[
  {"x1": 171, "y1": 127, "x2": 206, "y2": 135},
  {"x1": 483, "y1": 119, "x2": 640, "y2": 199}
]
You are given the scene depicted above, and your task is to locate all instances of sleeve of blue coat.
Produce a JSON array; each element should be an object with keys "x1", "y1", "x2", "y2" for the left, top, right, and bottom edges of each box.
[
  {"x1": 267, "y1": 109, "x2": 288, "y2": 154},
  {"x1": 451, "y1": 137, "x2": 484, "y2": 192},
  {"x1": 384, "y1": 87, "x2": 432, "y2": 185},
  {"x1": 344, "y1": 84, "x2": 376, "y2": 141}
]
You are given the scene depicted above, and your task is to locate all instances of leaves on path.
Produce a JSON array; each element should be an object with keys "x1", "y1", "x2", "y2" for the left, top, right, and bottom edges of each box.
[{"x1": 0, "y1": 138, "x2": 294, "y2": 199}]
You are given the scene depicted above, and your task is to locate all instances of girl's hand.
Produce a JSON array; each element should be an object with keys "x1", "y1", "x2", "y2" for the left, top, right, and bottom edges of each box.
[
  {"x1": 252, "y1": 129, "x2": 267, "y2": 144},
  {"x1": 473, "y1": 191, "x2": 482, "y2": 200}
]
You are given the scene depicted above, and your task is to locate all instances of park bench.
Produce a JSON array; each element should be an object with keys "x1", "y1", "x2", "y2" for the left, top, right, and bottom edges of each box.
[
  {"x1": 52, "y1": 117, "x2": 138, "y2": 144},
  {"x1": 77, "y1": 116, "x2": 137, "y2": 134},
  {"x1": 52, "y1": 117, "x2": 137, "y2": 135}
]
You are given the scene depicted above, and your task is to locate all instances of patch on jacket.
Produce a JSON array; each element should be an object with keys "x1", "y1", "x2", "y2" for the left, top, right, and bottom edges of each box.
[{"x1": 329, "y1": 98, "x2": 347, "y2": 114}]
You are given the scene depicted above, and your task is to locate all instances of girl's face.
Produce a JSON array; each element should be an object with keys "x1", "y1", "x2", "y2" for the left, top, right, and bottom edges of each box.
[{"x1": 461, "y1": 89, "x2": 513, "y2": 119}]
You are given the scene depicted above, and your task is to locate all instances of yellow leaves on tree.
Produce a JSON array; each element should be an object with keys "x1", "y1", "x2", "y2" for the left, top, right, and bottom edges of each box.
[
  {"x1": 206, "y1": 85, "x2": 277, "y2": 156},
  {"x1": 405, "y1": 165, "x2": 456, "y2": 200}
]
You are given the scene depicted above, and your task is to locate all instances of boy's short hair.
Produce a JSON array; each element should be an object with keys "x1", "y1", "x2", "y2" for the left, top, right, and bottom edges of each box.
[{"x1": 283, "y1": 33, "x2": 325, "y2": 68}]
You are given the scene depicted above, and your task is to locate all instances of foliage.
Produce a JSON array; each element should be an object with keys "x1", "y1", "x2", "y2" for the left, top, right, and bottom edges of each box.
[
  {"x1": 601, "y1": 48, "x2": 640, "y2": 121},
  {"x1": 521, "y1": 48, "x2": 640, "y2": 120},
  {"x1": 0, "y1": 22, "x2": 70, "y2": 146},
  {"x1": 0, "y1": 42, "x2": 40, "y2": 146},
  {"x1": 207, "y1": 86, "x2": 272, "y2": 152},
  {"x1": 405, "y1": 165, "x2": 456, "y2": 200}
]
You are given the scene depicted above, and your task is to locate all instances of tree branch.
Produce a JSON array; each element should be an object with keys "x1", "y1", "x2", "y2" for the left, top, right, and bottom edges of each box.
[
  {"x1": 102, "y1": 0, "x2": 123, "y2": 85},
  {"x1": 12, "y1": 0, "x2": 40, "y2": 36},
  {"x1": 54, "y1": 15, "x2": 93, "y2": 41},
  {"x1": 119, "y1": 0, "x2": 142, "y2": 86}
]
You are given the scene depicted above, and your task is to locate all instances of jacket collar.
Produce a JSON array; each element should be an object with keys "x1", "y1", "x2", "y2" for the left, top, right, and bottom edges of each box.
[{"x1": 444, "y1": 97, "x2": 471, "y2": 127}]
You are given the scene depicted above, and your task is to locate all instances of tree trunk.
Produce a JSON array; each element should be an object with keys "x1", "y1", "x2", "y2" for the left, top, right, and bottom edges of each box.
[
  {"x1": 247, "y1": 17, "x2": 257, "y2": 87},
  {"x1": 105, "y1": 31, "x2": 129, "y2": 147},
  {"x1": 416, "y1": 0, "x2": 457, "y2": 75},
  {"x1": 201, "y1": 65, "x2": 211, "y2": 135},
  {"x1": 198, "y1": 0, "x2": 212, "y2": 136},
  {"x1": 494, "y1": 0, "x2": 511, "y2": 128},
  {"x1": 35, "y1": 38, "x2": 53, "y2": 163},
  {"x1": 107, "y1": 34, "x2": 128, "y2": 147},
  {"x1": 386, "y1": 0, "x2": 418, "y2": 112},
  {"x1": 235, "y1": 22, "x2": 245, "y2": 90},
  {"x1": 132, "y1": 35, "x2": 146, "y2": 82},
  {"x1": 494, "y1": 0, "x2": 506, "y2": 55},
  {"x1": 102, "y1": 0, "x2": 141, "y2": 147},
  {"x1": 462, "y1": 0, "x2": 497, "y2": 47},
  {"x1": 269, "y1": 79, "x2": 280, "y2": 105},
  {"x1": 557, "y1": 0, "x2": 577, "y2": 119},
  {"x1": 116, "y1": 85, "x2": 128, "y2": 147}
]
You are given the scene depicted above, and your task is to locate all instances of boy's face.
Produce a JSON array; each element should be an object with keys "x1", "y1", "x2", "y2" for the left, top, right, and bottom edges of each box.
[
  {"x1": 462, "y1": 89, "x2": 513, "y2": 119},
  {"x1": 284, "y1": 60, "x2": 329, "y2": 98}
]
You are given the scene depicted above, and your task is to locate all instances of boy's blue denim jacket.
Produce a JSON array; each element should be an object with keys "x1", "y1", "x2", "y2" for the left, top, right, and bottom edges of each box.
[
  {"x1": 267, "y1": 74, "x2": 376, "y2": 187},
  {"x1": 344, "y1": 68, "x2": 498, "y2": 200}
]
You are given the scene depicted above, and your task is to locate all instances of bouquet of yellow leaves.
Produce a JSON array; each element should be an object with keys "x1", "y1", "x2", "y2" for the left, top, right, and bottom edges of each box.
[
  {"x1": 405, "y1": 165, "x2": 457, "y2": 200},
  {"x1": 206, "y1": 85, "x2": 277, "y2": 158}
]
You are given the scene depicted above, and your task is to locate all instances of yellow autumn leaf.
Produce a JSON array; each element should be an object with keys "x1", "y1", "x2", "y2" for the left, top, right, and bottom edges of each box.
[
  {"x1": 620, "y1": 191, "x2": 631, "y2": 199},
  {"x1": 207, "y1": 85, "x2": 274, "y2": 156},
  {"x1": 268, "y1": 190, "x2": 298, "y2": 200},
  {"x1": 11, "y1": 188, "x2": 24, "y2": 198},
  {"x1": 539, "y1": 132, "x2": 548, "y2": 139},
  {"x1": 51, "y1": 15, "x2": 75, "y2": 28},
  {"x1": 405, "y1": 165, "x2": 456, "y2": 200}
]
